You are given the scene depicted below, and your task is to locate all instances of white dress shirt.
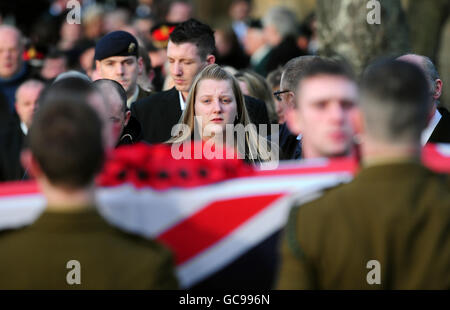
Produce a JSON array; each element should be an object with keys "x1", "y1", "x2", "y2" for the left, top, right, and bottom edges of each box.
[
  {"x1": 127, "y1": 86, "x2": 140, "y2": 109},
  {"x1": 179, "y1": 91, "x2": 186, "y2": 111},
  {"x1": 421, "y1": 109, "x2": 442, "y2": 146},
  {"x1": 20, "y1": 122, "x2": 28, "y2": 136}
]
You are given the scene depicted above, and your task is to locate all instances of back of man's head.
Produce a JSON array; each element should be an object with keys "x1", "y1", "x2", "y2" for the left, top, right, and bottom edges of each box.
[
  {"x1": 396, "y1": 54, "x2": 441, "y2": 108},
  {"x1": 360, "y1": 59, "x2": 430, "y2": 145},
  {"x1": 54, "y1": 70, "x2": 91, "y2": 83},
  {"x1": 169, "y1": 18, "x2": 215, "y2": 60},
  {"x1": 40, "y1": 77, "x2": 98, "y2": 107},
  {"x1": 42, "y1": 77, "x2": 117, "y2": 149},
  {"x1": 396, "y1": 54, "x2": 440, "y2": 92},
  {"x1": 93, "y1": 78, "x2": 127, "y2": 113},
  {"x1": 28, "y1": 94, "x2": 104, "y2": 189}
]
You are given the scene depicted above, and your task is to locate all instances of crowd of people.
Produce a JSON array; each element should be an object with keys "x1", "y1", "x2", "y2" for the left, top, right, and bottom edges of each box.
[{"x1": 0, "y1": 0, "x2": 450, "y2": 289}]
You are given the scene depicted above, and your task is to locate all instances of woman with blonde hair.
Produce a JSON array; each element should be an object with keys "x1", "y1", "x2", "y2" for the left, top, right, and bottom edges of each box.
[{"x1": 169, "y1": 64, "x2": 276, "y2": 164}]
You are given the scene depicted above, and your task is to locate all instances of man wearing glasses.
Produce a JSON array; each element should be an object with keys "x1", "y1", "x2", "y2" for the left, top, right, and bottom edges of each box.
[
  {"x1": 273, "y1": 87, "x2": 302, "y2": 160},
  {"x1": 278, "y1": 56, "x2": 358, "y2": 160},
  {"x1": 274, "y1": 56, "x2": 318, "y2": 160}
]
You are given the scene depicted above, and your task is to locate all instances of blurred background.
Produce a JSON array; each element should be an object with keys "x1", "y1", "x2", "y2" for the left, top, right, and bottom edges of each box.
[{"x1": 1, "y1": 0, "x2": 449, "y2": 106}]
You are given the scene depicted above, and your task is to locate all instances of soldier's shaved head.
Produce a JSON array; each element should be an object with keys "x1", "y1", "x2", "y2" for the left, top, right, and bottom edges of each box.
[{"x1": 360, "y1": 59, "x2": 430, "y2": 145}]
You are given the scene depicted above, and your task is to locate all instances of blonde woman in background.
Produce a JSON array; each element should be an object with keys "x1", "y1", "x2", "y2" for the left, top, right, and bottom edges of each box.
[
  {"x1": 169, "y1": 64, "x2": 277, "y2": 164},
  {"x1": 235, "y1": 70, "x2": 279, "y2": 124}
]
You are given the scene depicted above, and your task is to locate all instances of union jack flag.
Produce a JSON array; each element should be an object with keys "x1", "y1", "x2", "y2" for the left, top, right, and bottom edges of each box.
[{"x1": 1, "y1": 143, "x2": 449, "y2": 289}]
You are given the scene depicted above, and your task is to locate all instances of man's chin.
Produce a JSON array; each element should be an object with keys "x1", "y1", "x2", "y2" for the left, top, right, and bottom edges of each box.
[
  {"x1": 174, "y1": 83, "x2": 188, "y2": 92},
  {"x1": 0, "y1": 69, "x2": 16, "y2": 78},
  {"x1": 120, "y1": 83, "x2": 130, "y2": 91}
]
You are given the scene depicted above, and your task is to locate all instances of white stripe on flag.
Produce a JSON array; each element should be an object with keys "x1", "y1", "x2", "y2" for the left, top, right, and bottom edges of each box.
[
  {"x1": 0, "y1": 194, "x2": 45, "y2": 230},
  {"x1": 96, "y1": 172, "x2": 353, "y2": 239},
  {"x1": 175, "y1": 174, "x2": 349, "y2": 287}
]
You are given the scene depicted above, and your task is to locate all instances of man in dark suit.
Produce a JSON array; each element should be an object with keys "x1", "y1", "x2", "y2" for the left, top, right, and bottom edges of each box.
[
  {"x1": 0, "y1": 92, "x2": 12, "y2": 133},
  {"x1": 132, "y1": 19, "x2": 270, "y2": 144},
  {"x1": 277, "y1": 60, "x2": 450, "y2": 289},
  {"x1": 430, "y1": 107, "x2": 450, "y2": 143},
  {"x1": 0, "y1": 79, "x2": 44, "y2": 182},
  {"x1": 0, "y1": 118, "x2": 25, "y2": 182},
  {"x1": 397, "y1": 54, "x2": 450, "y2": 144}
]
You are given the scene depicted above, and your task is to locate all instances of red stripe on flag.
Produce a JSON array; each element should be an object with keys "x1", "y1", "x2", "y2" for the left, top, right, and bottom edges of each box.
[
  {"x1": 157, "y1": 194, "x2": 284, "y2": 265},
  {"x1": 0, "y1": 181, "x2": 39, "y2": 197}
]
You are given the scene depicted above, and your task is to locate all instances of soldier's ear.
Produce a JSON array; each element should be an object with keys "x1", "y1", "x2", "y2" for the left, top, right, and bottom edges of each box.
[
  {"x1": 206, "y1": 54, "x2": 215, "y2": 65},
  {"x1": 286, "y1": 92, "x2": 295, "y2": 109},
  {"x1": 433, "y1": 79, "x2": 443, "y2": 100},
  {"x1": 137, "y1": 57, "x2": 144, "y2": 75}
]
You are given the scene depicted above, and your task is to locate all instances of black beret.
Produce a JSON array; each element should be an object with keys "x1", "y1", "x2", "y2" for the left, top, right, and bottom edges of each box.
[{"x1": 94, "y1": 31, "x2": 139, "y2": 61}]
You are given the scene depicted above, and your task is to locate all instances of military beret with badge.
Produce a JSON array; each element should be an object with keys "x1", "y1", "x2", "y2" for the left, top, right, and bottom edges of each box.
[{"x1": 94, "y1": 31, "x2": 139, "y2": 61}]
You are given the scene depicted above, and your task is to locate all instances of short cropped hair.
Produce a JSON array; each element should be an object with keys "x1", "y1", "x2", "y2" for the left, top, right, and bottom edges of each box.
[
  {"x1": 422, "y1": 56, "x2": 440, "y2": 82},
  {"x1": 280, "y1": 55, "x2": 320, "y2": 93},
  {"x1": 29, "y1": 93, "x2": 104, "y2": 188},
  {"x1": 291, "y1": 58, "x2": 355, "y2": 105},
  {"x1": 398, "y1": 54, "x2": 440, "y2": 93},
  {"x1": 169, "y1": 18, "x2": 215, "y2": 60},
  {"x1": 360, "y1": 59, "x2": 430, "y2": 144},
  {"x1": 421, "y1": 56, "x2": 440, "y2": 95},
  {"x1": 266, "y1": 67, "x2": 283, "y2": 90}
]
